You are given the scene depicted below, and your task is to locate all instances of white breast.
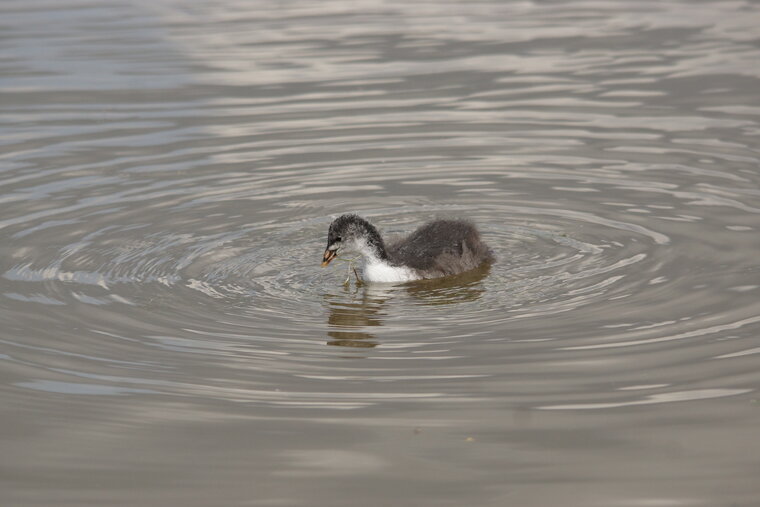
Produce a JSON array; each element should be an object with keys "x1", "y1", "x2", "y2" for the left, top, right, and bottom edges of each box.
[{"x1": 364, "y1": 260, "x2": 419, "y2": 283}]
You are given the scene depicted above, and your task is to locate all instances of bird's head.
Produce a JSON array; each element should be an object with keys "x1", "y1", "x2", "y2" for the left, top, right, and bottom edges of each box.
[{"x1": 321, "y1": 214, "x2": 383, "y2": 266}]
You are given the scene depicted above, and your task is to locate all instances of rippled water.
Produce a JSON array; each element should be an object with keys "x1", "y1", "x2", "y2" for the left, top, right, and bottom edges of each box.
[{"x1": 2, "y1": 1, "x2": 760, "y2": 505}]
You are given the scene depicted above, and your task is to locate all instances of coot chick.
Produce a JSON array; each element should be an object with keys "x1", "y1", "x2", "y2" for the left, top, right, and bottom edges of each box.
[{"x1": 321, "y1": 214, "x2": 493, "y2": 282}]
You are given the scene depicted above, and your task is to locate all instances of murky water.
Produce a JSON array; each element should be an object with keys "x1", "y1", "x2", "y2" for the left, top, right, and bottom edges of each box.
[{"x1": 2, "y1": 0, "x2": 760, "y2": 505}]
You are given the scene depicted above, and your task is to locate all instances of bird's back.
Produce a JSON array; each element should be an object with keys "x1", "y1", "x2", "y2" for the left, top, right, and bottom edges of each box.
[{"x1": 387, "y1": 219, "x2": 493, "y2": 274}]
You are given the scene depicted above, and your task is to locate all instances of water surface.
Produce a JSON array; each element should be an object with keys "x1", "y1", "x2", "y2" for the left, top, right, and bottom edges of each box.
[{"x1": 2, "y1": 1, "x2": 760, "y2": 506}]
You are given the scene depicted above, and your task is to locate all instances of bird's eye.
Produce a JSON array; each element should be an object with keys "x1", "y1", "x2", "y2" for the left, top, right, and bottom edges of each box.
[{"x1": 335, "y1": 236, "x2": 342, "y2": 242}]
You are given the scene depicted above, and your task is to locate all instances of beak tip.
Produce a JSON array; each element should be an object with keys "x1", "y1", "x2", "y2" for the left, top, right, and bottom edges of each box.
[{"x1": 321, "y1": 249, "x2": 336, "y2": 267}]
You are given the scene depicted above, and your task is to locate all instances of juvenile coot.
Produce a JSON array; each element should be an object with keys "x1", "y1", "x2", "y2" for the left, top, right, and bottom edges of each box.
[{"x1": 321, "y1": 214, "x2": 493, "y2": 282}]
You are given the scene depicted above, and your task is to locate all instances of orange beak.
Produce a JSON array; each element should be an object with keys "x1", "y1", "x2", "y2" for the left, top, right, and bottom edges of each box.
[{"x1": 321, "y1": 249, "x2": 337, "y2": 267}]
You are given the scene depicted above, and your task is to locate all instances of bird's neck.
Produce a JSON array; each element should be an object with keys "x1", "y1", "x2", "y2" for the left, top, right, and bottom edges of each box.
[{"x1": 356, "y1": 225, "x2": 389, "y2": 263}]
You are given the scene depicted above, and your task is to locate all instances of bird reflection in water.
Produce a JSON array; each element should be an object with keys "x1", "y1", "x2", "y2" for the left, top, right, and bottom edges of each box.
[
  {"x1": 324, "y1": 286, "x2": 387, "y2": 348},
  {"x1": 323, "y1": 263, "x2": 491, "y2": 348}
]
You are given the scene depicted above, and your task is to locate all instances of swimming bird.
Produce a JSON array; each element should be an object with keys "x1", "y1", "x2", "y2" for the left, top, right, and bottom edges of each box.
[{"x1": 321, "y1": 214, "x2": 493, "y2": 283}]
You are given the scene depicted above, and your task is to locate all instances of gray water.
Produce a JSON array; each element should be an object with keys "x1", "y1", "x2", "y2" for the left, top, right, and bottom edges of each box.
[{"x1": 2, "y1": 0, "x2": 760, "y2": 505}]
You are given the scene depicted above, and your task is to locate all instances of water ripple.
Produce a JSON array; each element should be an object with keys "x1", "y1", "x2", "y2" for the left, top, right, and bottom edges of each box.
[{"x1": 1, "y1": 2, "x2": 760, "y2": 502}]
